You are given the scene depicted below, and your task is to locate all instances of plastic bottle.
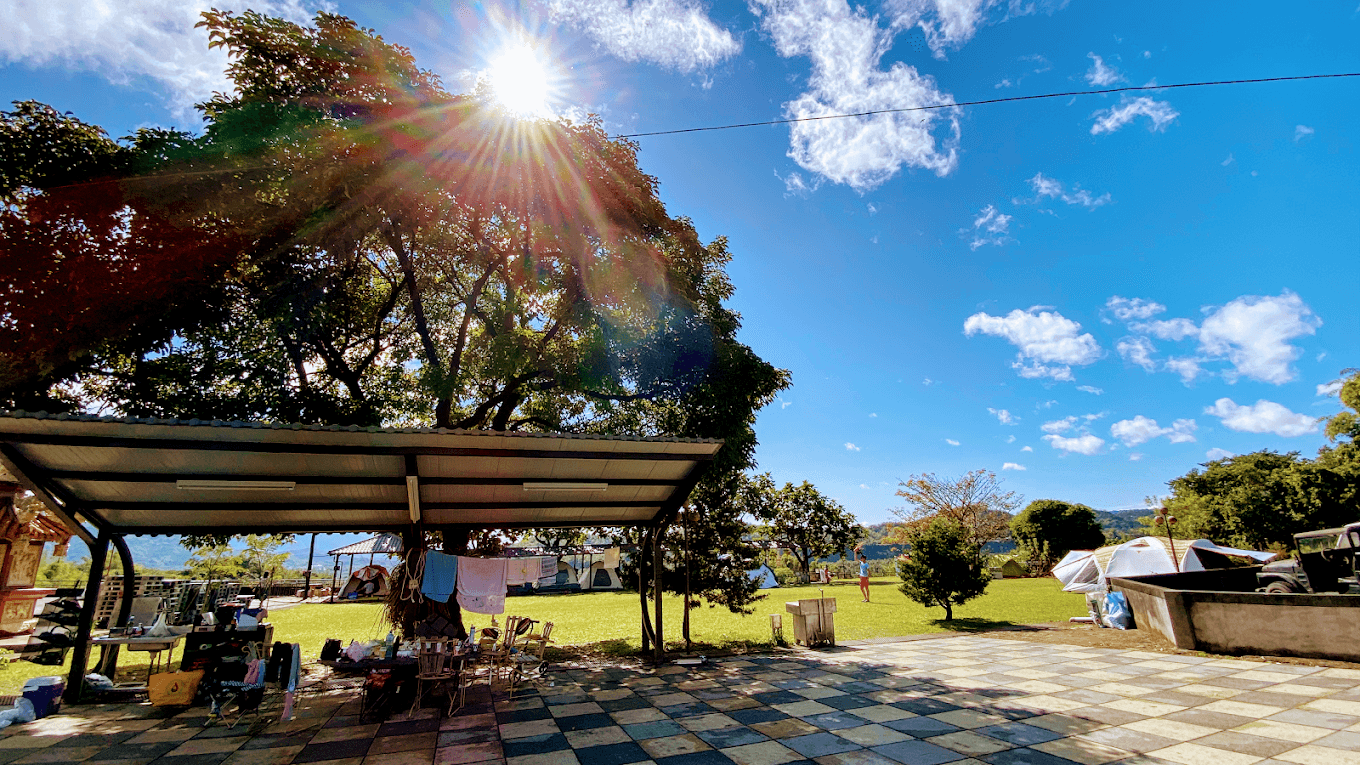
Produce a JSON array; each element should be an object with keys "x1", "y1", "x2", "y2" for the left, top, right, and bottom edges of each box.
[{"x1": 384, "y1": 631, "x2": 396, "y2": 659}]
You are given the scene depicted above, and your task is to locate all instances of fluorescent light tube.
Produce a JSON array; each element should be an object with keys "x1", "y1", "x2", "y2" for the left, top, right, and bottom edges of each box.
[
  {"x1": 177, "y1": 480, "x2": 296, "y2": 491},
  {"x1": 522, "y1": 482, "x2": 608, "y2": 491}
]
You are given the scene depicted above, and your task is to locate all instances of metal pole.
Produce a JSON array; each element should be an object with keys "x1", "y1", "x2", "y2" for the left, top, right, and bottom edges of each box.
[
  {"x1": 303, "y1": 533, "x2": 316, "y2": 601},
  {"x1": 653, "y1": 527, "x2": 663, "y2": 663},
  {"x1": 65, "y1": 530, "x2": 110, "y2": 704},
  {"x1": 331, "y1": 555, "x2": 339, "y2": 603},
  {"x1": 96, "y1": 534, "x2": 136, "y2": 677}
]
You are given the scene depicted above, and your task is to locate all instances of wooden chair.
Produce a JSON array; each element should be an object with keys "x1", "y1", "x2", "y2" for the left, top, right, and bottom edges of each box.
[{"x1": 409, "y1": 638, "x2": 456, "y2": 718}]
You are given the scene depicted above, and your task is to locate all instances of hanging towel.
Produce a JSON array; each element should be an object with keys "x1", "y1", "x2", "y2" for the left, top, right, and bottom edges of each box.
[
  {"x1": 457, "y1": 556, "x2": 508, "y2": 614},
  {"x1": 538, "y1": 556, "x2": 557, "y2": 580},
  {"x1": 603, "y1": 547, "x2": 620, "y2": 568},
  {"x1": 506, "y1": 557, "x2": 535, "y2": 585},
  {"x1": 420, "y1": 551, "x2": 458, "y2": 603}
]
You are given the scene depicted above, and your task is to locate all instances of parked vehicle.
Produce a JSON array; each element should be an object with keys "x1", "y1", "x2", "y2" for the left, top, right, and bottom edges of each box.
[{"x1": 1256, "y1": 522, "x2": 1360, "y2": 594}]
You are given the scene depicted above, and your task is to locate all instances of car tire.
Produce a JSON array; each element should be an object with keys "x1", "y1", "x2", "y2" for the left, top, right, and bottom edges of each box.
[{"x1": 1264, "y1": 581, "x2": 1299, "y2": 594}]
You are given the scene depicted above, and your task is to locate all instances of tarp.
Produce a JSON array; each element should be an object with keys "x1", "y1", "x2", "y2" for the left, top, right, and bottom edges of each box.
[
  {"x1": 1052, "y1": 537, "x2": 1277, "y2": 593},
  {"x1": 747, "y1": 564, "x2": 780, "y2": 589}
]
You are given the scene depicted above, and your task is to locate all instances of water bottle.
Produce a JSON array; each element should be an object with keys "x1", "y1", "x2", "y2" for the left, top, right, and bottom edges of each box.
[{"x1": 384, "y1": 631, "x2": 396, "y2": 659}]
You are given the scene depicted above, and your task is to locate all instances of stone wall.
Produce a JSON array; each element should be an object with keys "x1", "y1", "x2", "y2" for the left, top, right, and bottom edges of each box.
[{"x1": 1111, "y1": 569, "x2": 1360, "y2": 662}]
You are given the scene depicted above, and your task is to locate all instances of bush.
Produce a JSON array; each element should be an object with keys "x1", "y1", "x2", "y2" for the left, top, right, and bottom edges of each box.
[
  {"x1": 896, "y1": 517, "x2": 991, "y2": 621},
  {"x1": 771, "y1": 567, "x2": 799, "y2": 586}
]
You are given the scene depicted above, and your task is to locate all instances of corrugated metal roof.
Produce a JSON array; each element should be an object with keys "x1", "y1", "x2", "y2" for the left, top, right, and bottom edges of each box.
[
  {"x1": 328, "y1": 533, "x2": 404, "y2": 556},
  {"x1": 0, "y1": 412, "x2": 721, "y2": 535}
]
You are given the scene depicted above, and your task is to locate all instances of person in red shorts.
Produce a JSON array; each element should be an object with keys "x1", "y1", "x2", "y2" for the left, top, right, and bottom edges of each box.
[{"x1": 858, "y1": 552, "x2": 870, "y2": 602}]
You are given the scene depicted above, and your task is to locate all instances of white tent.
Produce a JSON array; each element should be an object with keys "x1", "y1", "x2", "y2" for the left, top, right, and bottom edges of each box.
[
  {"x1": 578, "y1": 561, "x2": 623, "y2": 591},
  {"x1": 552, "y1": 560, "x2": 578, "y2": 586},
  {"x1": 748, "y1": 564, "x2": 780, "y2": 589},
  {"x1": 1052, "y1": 537, "x2": 1277, "y2": 593}
]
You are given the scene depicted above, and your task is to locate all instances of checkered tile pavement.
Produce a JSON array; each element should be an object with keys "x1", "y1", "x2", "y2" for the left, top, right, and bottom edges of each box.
[{"x1": 1, "y1": 635, "x2": 1358, "y2": 765}]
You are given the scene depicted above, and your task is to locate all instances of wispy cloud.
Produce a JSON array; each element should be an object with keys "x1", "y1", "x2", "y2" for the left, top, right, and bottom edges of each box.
[
  {"x1": 1085, "y1": 53, "x2": 1123, "y2": 86},
  {"x1": 988, "y1": 407, "x2": 1016, "y2": 425},
  {"x1": 1294, "y1": 124, "x2": 1315, "y2": 142},
  {"x1": 945, "y1": 438, "x2": 960, "y2": 446},
  {"x1": 1205, "y1": 447, "x2": 1234, "y2": 461},
  {"x1": 1016, "y1": 173, "x2": 1111, "y2": 208},
  {"x1": 1076, "y1": 385, "x2": 1103, "y2": 395},
  {"x1": 1318, "y1": 381, "x2": 1343, "y2": 396},
  {"x1": 547, "y1": 0, "x2": 741, "y2": 72},
  {"x1": 1002, "y1": 462, "x2": 1026, "y2": 471},
  {"x1": 964, "y1": 204, "x2": 1012, "y2": 249},
  {"x1": 844, "y1": 442, "x2": 862, "y2": 451},
  {"x1": 1091, "y1": 96, "x2": 1179, "y2": 135}
]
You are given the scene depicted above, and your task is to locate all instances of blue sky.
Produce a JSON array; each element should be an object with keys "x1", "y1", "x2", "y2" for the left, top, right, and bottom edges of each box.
[{"x1": 2, "y1": 1, "x2": 1357, "y2": 525}]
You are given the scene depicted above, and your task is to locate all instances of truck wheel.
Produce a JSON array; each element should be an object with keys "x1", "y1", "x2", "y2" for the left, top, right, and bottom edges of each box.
[{"x1": 1264, "y1": 581, "x2": 1298, "y2": 594}]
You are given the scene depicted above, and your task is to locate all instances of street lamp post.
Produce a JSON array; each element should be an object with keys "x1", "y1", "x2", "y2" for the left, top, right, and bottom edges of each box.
[{"x1": 1153, "y1": 507, "x2": 1179, "y2": 572}]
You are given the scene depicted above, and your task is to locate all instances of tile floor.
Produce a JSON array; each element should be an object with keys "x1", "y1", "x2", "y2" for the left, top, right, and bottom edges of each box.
[{"x1": 1, "y1": 635, "x2": 1358, "y2": 765}]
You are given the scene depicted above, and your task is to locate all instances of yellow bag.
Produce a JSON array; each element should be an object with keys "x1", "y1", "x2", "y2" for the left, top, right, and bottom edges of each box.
[{"x1": 147, "y1": 670, "x2": 204, "y2": 706}]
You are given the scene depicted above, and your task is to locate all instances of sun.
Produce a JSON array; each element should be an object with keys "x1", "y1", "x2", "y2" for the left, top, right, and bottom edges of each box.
[{"x1": 488, "y1": 43, "x2": 551, "y2": 117}]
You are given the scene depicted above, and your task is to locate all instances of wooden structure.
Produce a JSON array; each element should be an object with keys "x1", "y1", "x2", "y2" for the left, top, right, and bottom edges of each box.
[{"x1": 0, "y1": 470, "x2": 72, "y2": 634}]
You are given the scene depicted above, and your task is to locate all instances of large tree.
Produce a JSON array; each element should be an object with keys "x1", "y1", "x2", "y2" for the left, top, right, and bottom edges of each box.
[
  {"x1": 0, "y1": 11, "x2": 789, "y2": 645},
  {"x1": 891, "y1": 470, "x2": 1019, "y2": 566},
  {"x1": 896, "y1": 516, "x2": 991, "y2": 622},
  {"x1": 745, "y1": 474, "x2": 863, "y2": 581},
  {"x1": 1010, "y1": 499, "x2": 1106, "y2": 574}
]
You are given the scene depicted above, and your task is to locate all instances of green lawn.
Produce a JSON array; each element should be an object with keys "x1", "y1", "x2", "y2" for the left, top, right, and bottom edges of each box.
[{"x1": 0, "y1": 577, "x2": 1084, "y2": 695}]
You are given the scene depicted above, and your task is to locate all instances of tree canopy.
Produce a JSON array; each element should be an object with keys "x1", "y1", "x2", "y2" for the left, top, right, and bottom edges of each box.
[
  {"x1": 896, "y1": 516, "x2": 991, "y2": 622},
  {"x1": 1010, "y1": 499, "x2": 1106, "y2": 574},
  {"x1": 744, "y1": 474, "x2": 864, "y2": 580},
  {"x1": 890, "y1": 469, "x2": 1018, "y2": 563}
]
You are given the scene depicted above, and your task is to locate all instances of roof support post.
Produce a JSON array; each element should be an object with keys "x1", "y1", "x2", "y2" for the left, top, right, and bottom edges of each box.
[
  {"x1": 65, "y1": 529, "x2": 110, "y2": 704},
  {"x1": 304, "y1": 533, "x2": 316, "y2": 600},
  {"x1": 404, "y1": 454, "x2": 421, "y2": 524},
  {"x1": 95, "y1": 534, "x2": 136, "y2": 677},
  {"x1": 653, "y1": 526, "x2": 664, "y2": 663}
]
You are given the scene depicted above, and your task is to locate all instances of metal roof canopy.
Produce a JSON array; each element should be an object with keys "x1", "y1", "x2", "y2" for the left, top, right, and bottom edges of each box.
[{"x1": 0, "y1": 413, "x2": 721, "y2": 543}]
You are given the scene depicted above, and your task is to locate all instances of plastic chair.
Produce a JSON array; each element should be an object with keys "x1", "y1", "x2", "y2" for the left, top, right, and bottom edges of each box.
[{"x1": 409, "y1": 638, "x2": 456, "y2": 718}]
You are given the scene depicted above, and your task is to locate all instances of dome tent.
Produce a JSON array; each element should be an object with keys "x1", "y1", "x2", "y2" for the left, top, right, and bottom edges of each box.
[
  {"x1": 578, "y1": 560, "x2": 623, "y2": 590},
  {"x1": 748, "y1": 563, "x2": 779, "y2": 589}
]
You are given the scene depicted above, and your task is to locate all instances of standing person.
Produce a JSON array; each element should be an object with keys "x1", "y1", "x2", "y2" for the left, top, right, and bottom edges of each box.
[{"x1": 858, "y1": 553, "x2": 871, "y2": 602}]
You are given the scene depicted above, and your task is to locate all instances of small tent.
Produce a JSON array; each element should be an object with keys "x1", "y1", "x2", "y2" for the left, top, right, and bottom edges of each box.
[
  {"x1": 339, "y1": 564, "x2": 389, "y2": 599},
  {"x1": 553, "y1": 560, "x2": 578, "y2": 586},
  {"x1": 578, "y1": 561, "x2": 623, "y2": 591},
  {"x1": 748, "y1": 564, "x2": 780, "y2": 589},
  {"x1": 1052, "y1": 537, "x2": 1276, "y2": 593}
]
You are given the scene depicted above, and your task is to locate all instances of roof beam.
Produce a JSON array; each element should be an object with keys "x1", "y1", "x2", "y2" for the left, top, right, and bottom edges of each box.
[
  {"x1": 44, "y1": 471, "x2": 681, "y2": 487},
  {"x1": 92, "y1": 500, "x2": 664, "y2": 511},
  {"x1": 0, "y1": 444, "x2": 97, "y2": 545},
  {"x1": 12, "y1": 433, "x2": 715, "y2": 461}
]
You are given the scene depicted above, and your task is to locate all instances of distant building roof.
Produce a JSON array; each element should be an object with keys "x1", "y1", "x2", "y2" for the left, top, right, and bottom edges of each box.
[{"x1": 328, "y1": 533, "x2": 403, "y2": 556}]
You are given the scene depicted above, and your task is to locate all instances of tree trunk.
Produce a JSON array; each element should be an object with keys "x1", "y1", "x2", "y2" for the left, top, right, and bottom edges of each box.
[
  {"x1": 943, "y1": 601, "x2": 953, "y2": 621},
  {"x1": 442, "y1": 528, "x2": 471, "y2": 639}
]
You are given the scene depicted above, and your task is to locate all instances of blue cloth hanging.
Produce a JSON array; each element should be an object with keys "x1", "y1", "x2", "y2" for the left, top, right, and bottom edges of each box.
[{"x1": 421, "y1": 551, "x2": 458, "y2": 603}]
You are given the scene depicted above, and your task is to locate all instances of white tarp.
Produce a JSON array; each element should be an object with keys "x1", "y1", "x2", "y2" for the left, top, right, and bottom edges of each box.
[{"x1": 1051, "y1": 537, "x2": 1277, "y2": 593}]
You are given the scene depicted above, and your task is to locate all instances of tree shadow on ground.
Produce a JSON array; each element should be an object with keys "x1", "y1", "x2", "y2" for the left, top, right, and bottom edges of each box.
[{"x1": 930, "y1": 617, "x2": 1040, "y2": 633}]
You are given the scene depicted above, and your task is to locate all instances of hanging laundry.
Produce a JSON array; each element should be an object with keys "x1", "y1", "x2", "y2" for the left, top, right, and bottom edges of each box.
[
  {"x1": 538, "y1": 556, "x2": 557, "y2": 580},
  {"x1": 457, "y1": 556, "x2": 508, "y2": 614},
  {"x1": 603, "y1": 547, "x2": 620, "y2": 568},
  {"x1": 506, "y1": 557, "x2": 535, "y2": 585},
  {"x1": 420, "y1": 550, "x2": 458, "y2": 603}
]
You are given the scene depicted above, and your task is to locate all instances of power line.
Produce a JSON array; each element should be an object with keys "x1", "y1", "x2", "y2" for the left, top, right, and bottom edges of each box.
[{"x1": 610, "y1": 72, "x2": 1360, "y2": 140}]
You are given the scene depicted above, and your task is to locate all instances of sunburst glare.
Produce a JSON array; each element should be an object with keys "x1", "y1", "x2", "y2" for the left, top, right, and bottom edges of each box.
[{"x1": 488, "y1": 43, "x2": 551, "y2": 117}]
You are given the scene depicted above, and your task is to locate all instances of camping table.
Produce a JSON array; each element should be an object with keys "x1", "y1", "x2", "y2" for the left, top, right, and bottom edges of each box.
[{"x1": 92, "y1": 633, "x2": 186, "y2": 684}]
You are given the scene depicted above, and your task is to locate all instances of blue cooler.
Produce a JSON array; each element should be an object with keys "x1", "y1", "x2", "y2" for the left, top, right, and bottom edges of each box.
[{"x1": 22, "y1": 676, "x2": 64, "y2": 718}]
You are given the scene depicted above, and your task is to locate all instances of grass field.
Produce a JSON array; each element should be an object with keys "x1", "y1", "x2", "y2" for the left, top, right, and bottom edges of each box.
[{"x1": 0, "y1": 577, "x2": 1084, "y2": 695}]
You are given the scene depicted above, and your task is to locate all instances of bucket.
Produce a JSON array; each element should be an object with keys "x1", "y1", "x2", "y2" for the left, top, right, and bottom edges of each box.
[{"x1": 22, "y1": 676, "x2": 64, "y2": 718}]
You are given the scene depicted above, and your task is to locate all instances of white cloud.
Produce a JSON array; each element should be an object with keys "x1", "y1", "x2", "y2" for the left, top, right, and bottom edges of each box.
[
  {"x1": 1294, "y1": 124, "x2": 1315, "y2": 142},
  {"x1": 547, "y1": 0, "x2": 741, "y2": 72},
  {"x1": 964, "y1": 204, "x2": 1012, "y2": 249},
  {"x1": 945, "y1": 438, "x2": 960, "y2": 446},
  {"x1": 1020, "y1": 445, "x2": 1033, "y2": 452},
  {"x1": 1076, "y1": 385, "x2": 1104, "y2": 395},
  {"x1": 1083, "y1": 412, "x2": 1106, "y2": 422},
  {"x1": 778, "y1": 170, "x2": 823, "y2": 197},
  {"x1": 1318, "y1": 381, "x2": 1343, "y2": 397},
  {"x1": 1222, "y1": 153, "x2": 1235, "y2": 166},
  {"x1": 1005, "y1": 435, "x2": 1016, "y2": 443},
  {"x1": 922, "y1": 378, "x2": 934, "y2": 385},
  {"x1": 1205, "y1": 447, "x2": 1234, "y2": 461},
  {"x1": 1143, "y1": 50, "x2": 1151, "y2": 58},
  {"x1": 1165, "y1": 357, "x2": 1204, "y2": 384},
  {"x1": 1043, "y1": 433, "x2": 1105, "y2": 455},
  {"x1": 869, "y1": 412, "x2": 878, "y2": 417},
  {"x1": 754, "y1": 0, "x2": 961, "y2": 191},
  {"x1": 867, "y1": 203, "x2": 878, "y2": 215},
  {"x1": 885, "y1": 0, "x2": 1063, "y2": 59},
  {"x1": 1041, "y1": 416, "x2": 1077, "y2": 434},
  {"x1": 1039, "y1": 400, "x2": 1058, "y2": 408},
  {"x1": 844, "y1": 442, "x2": 861, "y2": 451},
  {"x1": 1002, "y1": 462, "x2": 1026, "y2": 471},
  {"x1": 964, "y1": 307, "x2": 1102, "y2": 381},
  {"x1": 1110, "y1": 415, "x2": 1197, "y2": 446},
  {"x1": 0, "y1": 0, "x2": 323, "y2": 118},
  {"x1": 1204, "y1": 398, "x2": 1319, "y2": 437},
  {"x1": 1085, "y1": 53, "x2": 1123, "y2": 86},
  {"x1": 1090, "y1": 96, "x2": 1179, "y2": 135},
  {"x1": 779, "y1": 397, "x2": 793, "y2": 409},
  {"x1": 1128, "y1": 452, "x2": 1143, "y2": 461},
  {"x1": 859, "y1": 483, "x2": 870, "y2": 489},
  {"x1": 995, "y1": 78, "x2": 1012, "y2": 89},
  {"x1": 1130, "y1": 318, "x2": 1199, "y2": 341},
  {"x1": 1117, "y1": 337, "x2": 1158, "y2": 372},
  {"x1": 988, "y1": 407, "x2": 1016, "y2": 424},
  {"x1": 1019, "y1": 173, "x2": 1111, "y2": 208},
  {"x1": 1105, "y1": 296, "x2": 1166, "y2": 322},
  {"x1": 1197, "y1": 291, "x2": 1320, "y2": 385}
]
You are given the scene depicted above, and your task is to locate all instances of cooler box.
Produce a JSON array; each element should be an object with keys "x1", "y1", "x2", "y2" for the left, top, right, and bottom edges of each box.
[{"x1": 22, "y1": 676, "x2": 64, "y2": 718}]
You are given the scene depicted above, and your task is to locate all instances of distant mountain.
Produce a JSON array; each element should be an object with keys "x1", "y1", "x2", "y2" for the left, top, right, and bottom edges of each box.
[
  {"x1": 1096, "y1": 508, "x2": 1150, "y2": 539},
  {"x1": 55, "y1": 532, "x2": 391, "y2": 573}
]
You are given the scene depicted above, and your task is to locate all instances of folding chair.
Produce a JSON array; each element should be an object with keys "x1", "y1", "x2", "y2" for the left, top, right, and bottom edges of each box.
[{"x1": 409, "y1": 638, "x2": 456, "y2": 718}]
